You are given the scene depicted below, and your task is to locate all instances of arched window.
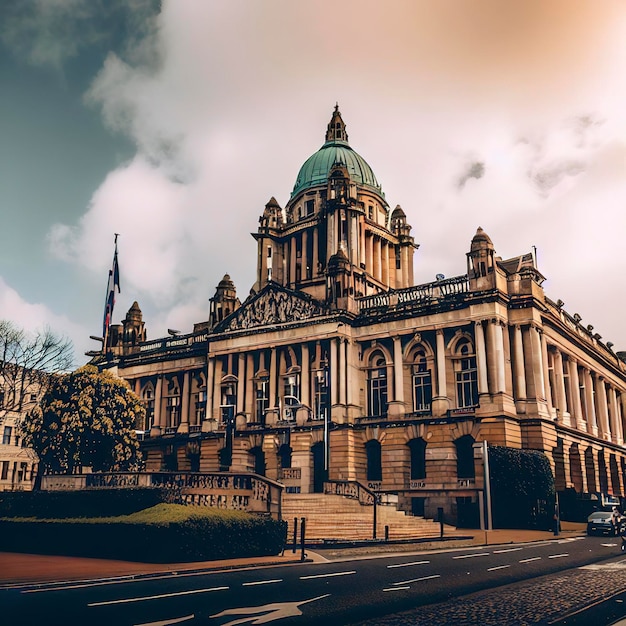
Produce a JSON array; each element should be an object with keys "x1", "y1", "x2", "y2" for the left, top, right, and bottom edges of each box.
[
  {"x1": 411, "y1": 348, "x2": 432, "y2": 412},
  {"x1": 455, "y1": 435, "x2": 475, "y2": 479},
  {"x1": 220, "y1": 378, "x2": 237, "y2": 428},
  {"x1": 408, "y1": 438, "x2": 427, "y2": 480},
  {"x1": 141, "y1": 384, "x2": 155, "y2": 431},
  {"x1": 283, "y1": 372, "x2": 300, "y2": 421},
  {"x1": 367, "y1": 352, "x2": 388, "y2": 418},
  {"x1": 454, "y1": 340, "x2": 478, "y2": 408},
  {"x1": 366, "y1": 440, "x2": 382, "y2": 481}
]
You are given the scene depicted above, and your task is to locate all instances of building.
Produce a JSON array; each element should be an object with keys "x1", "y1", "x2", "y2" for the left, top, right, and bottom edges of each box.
[
  {"x1": 98, "y1": 107, "x2": 626, "y2": 526},
  {"x1": 0, "y1": 375, "x2": 40, "y2": 491}
]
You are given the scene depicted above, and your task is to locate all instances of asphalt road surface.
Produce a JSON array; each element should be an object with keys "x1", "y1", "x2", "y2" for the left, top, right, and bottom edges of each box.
[{"x1": 2, "y1": 536, "x2": 624, "y2": 626}]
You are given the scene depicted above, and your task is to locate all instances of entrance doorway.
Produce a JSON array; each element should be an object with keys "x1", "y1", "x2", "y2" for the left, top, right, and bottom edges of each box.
[{"x1": 312, "y1": 442, "x2": 327, "y2": 493}]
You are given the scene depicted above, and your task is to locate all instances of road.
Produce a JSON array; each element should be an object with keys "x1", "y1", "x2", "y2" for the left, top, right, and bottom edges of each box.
[{"x1": 2, "y1": 536, "x2": 624, "y2": 626}]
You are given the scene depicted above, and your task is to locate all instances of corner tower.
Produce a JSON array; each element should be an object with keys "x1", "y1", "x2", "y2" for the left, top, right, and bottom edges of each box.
[{"x1": 252, "y1": 106, "x2": 418, "y2": 308}]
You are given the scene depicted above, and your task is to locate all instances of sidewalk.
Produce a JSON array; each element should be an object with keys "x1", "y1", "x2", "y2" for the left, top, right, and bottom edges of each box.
[{"x1": 0, "y1": 524, "x2": 585, "y2": 586}]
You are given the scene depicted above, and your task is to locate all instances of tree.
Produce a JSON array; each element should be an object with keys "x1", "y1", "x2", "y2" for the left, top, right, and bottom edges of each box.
[
  {"x1": 0, "y1": 320, "x2": 74, "y2": 422},
  {"x1": 19, "y1": 365, "x2": 145, "y2": 475}
]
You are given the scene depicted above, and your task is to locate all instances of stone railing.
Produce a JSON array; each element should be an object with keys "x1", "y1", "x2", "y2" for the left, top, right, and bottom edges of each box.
[
  {"x1": 358, "y1": 275, "x2": 470, "y2": 313},
  {"x1": 323, "y1": 480, "x2": 376, "y2": 506},
  {"x1": 41, "y1": 471, "x2": 284, "y2": 519}
]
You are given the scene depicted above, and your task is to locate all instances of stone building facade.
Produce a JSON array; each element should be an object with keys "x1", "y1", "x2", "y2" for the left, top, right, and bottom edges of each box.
[{"x1": 99, "y1": 107, "x2": 626, "y2": 525}]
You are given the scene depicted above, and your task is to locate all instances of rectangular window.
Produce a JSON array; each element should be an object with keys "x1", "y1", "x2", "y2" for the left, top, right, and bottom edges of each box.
[
  {"x1": 314, "y1": 370, "x2": 329, "y2": 421},
  {"x1": 413, "y1": 371, "x2": 432, "y2": 412},
  {"x1": 255, "y1": 380, "x2": 269, "y2": 424},
  {"x1": 305, "y1": 199, "x2": 314, "y2": 216},
  {"x1": 456, "y1": 358, "x2": 478, "y2": 408},
  {"x1": 0, "y1": 461, "x2": 8, "y2": 480},
  {"x1": 195, "y1": 390, "x2": 207, "y2": 423},
  {"x1": 2, "y1": 426, "x2": 12, "y2": 445},
  {"x1": 368, "y1": 376, "x2": 388, "y2": 417},
  {"x1": 166, "y1": 396, "x2": 181, "y2": 428}
]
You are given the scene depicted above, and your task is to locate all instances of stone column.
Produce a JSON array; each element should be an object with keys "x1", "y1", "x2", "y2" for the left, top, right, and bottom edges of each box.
[
  {"x1": 373, "y1": 236, "x2": 381, "y2": 281},
  {"x1": 339, "y1": 338, "x2": 347, "y2": 406},
  {"x1": 568, "y1": 359, "x2": 585, "y2": 431},
  {"x1": 432, "y1": 329, "x2": 449, "y2": 416},
  {"x1": 178, "y1": 371, "x2": 190, "y2": 433},
  {"x1": 512, "y1": 325, "x2": 527, "y2": 402},
  {"x1": 540, "y1": 331, "x2": 553, "y2": 411},
  {"x1": 529, "y1": 325, "x2": 546, "y2": 400},
  {"x1": 245, "y1": 353, "x2": 254, "y2": 420},
  {"x1": 313, "y1": 228, "x2": 319, "y2": 276},
  {"x1": 608, "y1": 386, "x2": 623, "y2": 445},
  {"x1": 330, "y1": 338, "x2": 339, "y2": 406},
  {"x1": 474, "y1": 321, "x2": 489, "y2": 396},
  {"x1": 269, "y1": 347, "x2": 277, "y2": 414},
  {"x1": 289, "y1": 238, "x2": 296, "y2": 285},
  {"x1": 583, "y1": 369, "x2": 599, "y2": 437},
  {"x1": 382, "y1": 241, "x2": 389, "y2": 286},
  {"x1": 393, "y1": 335, "x2": 404, "y2": 404},
  {"x1": 150, "y1": 376, "x2": 163, "y2": 436},
  {"x1": 301, "y1": 342, "x2": 310, "y2": 410},
  {"x1": 213, "y1": 357, "x2": 223, "y2": 421},
  {"x1": 595, "y1": 375, "x2": 610, "y2": 441},
  {"x1": 366, "y1": 233, "x2": 374, "y2": 276},
  {"x1": 621, "y1": 393, "x2": 626, "y2": 447},
  {"x1": 302, "y1": 230, "x2": 309, "y2": 279},
  {"x1": 494, "y1": 321, "x2": 506, "y2": 394},
  {"x1": 553, "y1": 350, "x2": 570, "y2": 426},
  {"x1": 237, "y1": 354, "x2": 245, "y2": 414}
]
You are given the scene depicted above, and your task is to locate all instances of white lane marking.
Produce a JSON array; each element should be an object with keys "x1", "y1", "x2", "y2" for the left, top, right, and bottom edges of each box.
[
  {"x1": 548, "y1": 554, "x2": 569, "y2": 559},
  {"x1": 493, "y1": 548, "x2": 523, "y2": 554},
  {"x1": 209, "y1": 595, "x2": 331, "y2": 625},
  {"x1": 520, "y1": 557, "x2": 542, "y2": 563},
  {"x1": 453, "y1": 552, "x2": 490, "y2": 559},
  {"x1": 383, "y1": 586, "x2": 410, "y2": 592},
  {"x1": 300, "y1": 570, "x2": 356, "y2": 580},
  {"x1": 393, "y1": 574, "x2": 441, "y2": 585},
  {"x1": 88, "y1": 586, "x2": 228, "y2": 606},
  {"x1": 242, "y1": 579, "x2": 282, "y2": 587},
  {"x1": 21, "y1": 569, "x2": 221, "y2": 594},
  {"x1": 134, "y1": 615, "x2": 195, "y2": 626},
  {"x1": 487, "y1": 565, "x2": 511, "y2": 572},
  {"x1": 387, "y1": 560, "x2": 430, "y2": 569}
]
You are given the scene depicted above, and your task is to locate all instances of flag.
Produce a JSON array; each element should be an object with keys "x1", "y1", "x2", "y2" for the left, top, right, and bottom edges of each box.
[{"x1": 102, "y1": 240, "x2": 121, "y2": 340}]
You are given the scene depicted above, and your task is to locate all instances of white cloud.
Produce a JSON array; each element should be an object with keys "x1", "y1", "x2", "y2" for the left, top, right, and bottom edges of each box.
[
  {"x1": 0, "y1": 276, "x2": 84, "y2": 365},
  {"x1": 40, "y1": 0, "x2": 626, "y2": 348}
]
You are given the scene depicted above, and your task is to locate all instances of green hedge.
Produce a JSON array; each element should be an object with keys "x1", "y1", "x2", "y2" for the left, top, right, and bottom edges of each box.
[
  {"x1": 489, "y1": 446, "x2": 555, "y2": 530},
  {"x1": 0, "y1": 504, "x2": 287, "y2": 562},
  {"x1": 0, "y1": 488, "x2": 176, "y2": 519}
]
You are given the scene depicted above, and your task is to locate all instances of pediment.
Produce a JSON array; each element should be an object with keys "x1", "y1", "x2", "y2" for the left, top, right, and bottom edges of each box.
[{"x1": 216, "y1": 283, "x2": 328, "y2": 332}]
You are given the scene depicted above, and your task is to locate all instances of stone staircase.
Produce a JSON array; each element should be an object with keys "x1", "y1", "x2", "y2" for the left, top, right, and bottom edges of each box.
[{"x1": 282, "y1": 493, "x2": 455, "y2": 542}]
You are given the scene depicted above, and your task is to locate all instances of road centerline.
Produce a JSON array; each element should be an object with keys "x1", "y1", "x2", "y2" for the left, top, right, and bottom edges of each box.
[
  {"x1": 300, "y1": 571, "x2": 356, "y2": 580},
  {"x1": 453, "y1": 552, "x2": 490, "y2": 559},
  {"x1": 87, "y1": 586, "x2": 229, "y2": 606},
  {"x1": 387, "y1": 561, "x2": 430, "y2": 569}
]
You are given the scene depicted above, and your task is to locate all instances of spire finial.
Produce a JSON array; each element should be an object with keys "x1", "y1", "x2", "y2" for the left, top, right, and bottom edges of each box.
[{"x1": 326, "y1": 105, "x2": 348, "y2": 144}]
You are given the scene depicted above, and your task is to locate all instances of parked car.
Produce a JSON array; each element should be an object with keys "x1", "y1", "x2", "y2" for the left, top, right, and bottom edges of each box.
[{"x1": 587, "y1": 511, "x2": 625, "y2": 536}]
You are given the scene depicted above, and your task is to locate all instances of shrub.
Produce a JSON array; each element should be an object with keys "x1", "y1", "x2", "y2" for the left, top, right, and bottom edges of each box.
[{"x1": 0, "y1": 504, "x2": 287, "y2": 562}]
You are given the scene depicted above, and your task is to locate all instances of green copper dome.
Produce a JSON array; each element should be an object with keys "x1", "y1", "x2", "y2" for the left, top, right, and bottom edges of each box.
[{"x1": 291, "y1": 107, "x2": 383, "y2": 197}]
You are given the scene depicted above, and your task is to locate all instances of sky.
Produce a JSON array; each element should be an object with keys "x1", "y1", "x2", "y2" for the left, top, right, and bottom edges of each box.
[{"x1": 1, "y1": 0, "x2": 626, "y2": 366}]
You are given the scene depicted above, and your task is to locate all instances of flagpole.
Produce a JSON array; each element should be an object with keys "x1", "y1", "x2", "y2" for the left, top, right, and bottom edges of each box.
[{"x1": 102, "y1": 235, "x2": 121, "y2": 354}]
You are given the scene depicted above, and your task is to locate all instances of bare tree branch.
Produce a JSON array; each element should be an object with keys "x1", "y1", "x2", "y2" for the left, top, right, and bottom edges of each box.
[{"x1": 0, "y1": 321, "x2": 74, "y2": 421}]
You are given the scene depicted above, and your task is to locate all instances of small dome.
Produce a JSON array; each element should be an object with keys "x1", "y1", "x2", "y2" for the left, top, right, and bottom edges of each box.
[
  {"x1": 470, "y1": 227, "x2": 494, "y2": 251},
  {"x1": 291, "y1": 106, "x2": 382, "y2": 197}
]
